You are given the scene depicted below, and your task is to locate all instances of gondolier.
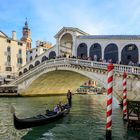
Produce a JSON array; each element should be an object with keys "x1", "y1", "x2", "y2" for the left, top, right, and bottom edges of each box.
[{"x1": 67, "y1": 90, "x2": 72, "y2": 106}]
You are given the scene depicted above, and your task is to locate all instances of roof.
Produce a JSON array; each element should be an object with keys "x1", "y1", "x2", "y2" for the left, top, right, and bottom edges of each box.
[
  {"x1": 79, "y1": 35, "x2": 140, "y2": 40},
  {"x1": 0, "y1": 31, "x2": 8, "y2": 38},
  {"x1": 54, "y1": 27, "x2": 89, "y2": 38}
]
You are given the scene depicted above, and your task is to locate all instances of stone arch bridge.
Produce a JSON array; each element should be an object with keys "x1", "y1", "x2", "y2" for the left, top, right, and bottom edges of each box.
[{"x1": 9, "y1": 58, "x2": 140, "y2": 102}]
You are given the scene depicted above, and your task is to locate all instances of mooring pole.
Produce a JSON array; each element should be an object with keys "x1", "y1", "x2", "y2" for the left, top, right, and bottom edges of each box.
[
  {"x1": 106, "y1": 63, "x2": 114, "y2": 140},
  {"x1": 122, "y1": 72, "x2": 127, "y2": 119}
]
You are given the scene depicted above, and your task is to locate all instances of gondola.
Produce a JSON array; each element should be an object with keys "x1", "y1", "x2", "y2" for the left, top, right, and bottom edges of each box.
[{"x1": 11, "y1": 104, "x2": 70, "y2": 130}]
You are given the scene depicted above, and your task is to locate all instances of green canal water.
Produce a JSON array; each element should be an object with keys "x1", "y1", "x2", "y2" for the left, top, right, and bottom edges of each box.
[{"x1": 0, "y1": 95, "x2": 139, "y2": 140}]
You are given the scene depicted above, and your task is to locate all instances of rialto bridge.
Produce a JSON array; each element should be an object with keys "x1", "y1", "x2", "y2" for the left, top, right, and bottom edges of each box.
[{"x1": 7, "y1": 27, "x2": 140, "y2": 101}]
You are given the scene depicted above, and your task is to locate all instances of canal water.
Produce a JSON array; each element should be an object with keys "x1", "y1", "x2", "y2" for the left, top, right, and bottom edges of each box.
[{"x1": 0, "y1": 95, "x2": 139, "y2": 140}]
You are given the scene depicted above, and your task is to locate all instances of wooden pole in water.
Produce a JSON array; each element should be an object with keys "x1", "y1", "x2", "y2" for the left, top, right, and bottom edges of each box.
[
  {"x1": 123, "y1": 72, "x2": 127, "y2": 119},
  {"x1": 106, "y1": 63, "x2": 114, "y2": 139}
]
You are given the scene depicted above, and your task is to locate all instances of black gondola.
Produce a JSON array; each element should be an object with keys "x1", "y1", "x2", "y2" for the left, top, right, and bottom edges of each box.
[{"x1": 11, "y1": 104, "x2": 70, "y2": 130}]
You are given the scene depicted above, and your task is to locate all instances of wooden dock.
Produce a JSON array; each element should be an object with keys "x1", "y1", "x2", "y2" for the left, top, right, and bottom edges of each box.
[{"x1": 126, "y1": 100, "x2": 140, "y2": 129}]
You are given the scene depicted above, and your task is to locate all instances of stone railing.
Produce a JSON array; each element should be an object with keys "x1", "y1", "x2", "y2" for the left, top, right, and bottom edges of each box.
[{"x1": 9, "y1": 58, "x2": 140, "y2": 85}]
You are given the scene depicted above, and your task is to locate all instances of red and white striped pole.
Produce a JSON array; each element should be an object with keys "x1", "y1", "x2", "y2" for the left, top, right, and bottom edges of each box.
[
  {"x1": 106, "y1": 63, "x2": 114, "y2": 139},
  {"x1": 123, "y1": 72, "x2": 127, "y2": 119}
]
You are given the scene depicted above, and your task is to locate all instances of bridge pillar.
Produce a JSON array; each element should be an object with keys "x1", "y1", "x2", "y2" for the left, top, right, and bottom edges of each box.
[
  {"x1": 101, "y1": 46, "x2": 105, "y2": 61},
  {"x1": 56, "y1": 38, "x2": 59, "y2": 56},
  {"x1": 72, "y1": 32, "x2": 76, "y2": 57}
]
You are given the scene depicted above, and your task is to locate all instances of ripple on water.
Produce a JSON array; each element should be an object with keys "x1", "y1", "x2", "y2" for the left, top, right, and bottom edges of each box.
[{"x1": 0, "y1": 95, "x2": 140, "y2": 140}]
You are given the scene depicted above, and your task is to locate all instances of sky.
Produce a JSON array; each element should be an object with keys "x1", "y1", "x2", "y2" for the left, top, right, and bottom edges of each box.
[{"x1": 0, "y1": 0, "x2": 140, "y2": 47}]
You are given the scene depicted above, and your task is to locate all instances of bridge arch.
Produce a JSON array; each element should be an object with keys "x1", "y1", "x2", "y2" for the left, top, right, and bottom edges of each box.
[
  {"x1": 121, "y1": 44, "x2": 138, "y2": 65},
  {"x1": 41, "y1": 56, "x2": 48, "y2": 62},
  {"x1": 60, "y1": 33, "x2": 73, "y2": 57},
  {"x1": 90, "y1": 43, "x2": 102, "y2": 61},
  {"x1": 23, "y1": 68, "x2": 28, "y2": 73},
  {"x1": 77, "y1": 43, "x2": 88, "y2": 58},
  {"x1": 104, "y1": 43, "x2": 118, "y2": 63},
  {"x1": 35, "y1": 60, "x2": 40, "y2": 66},
  {"x1": 49, "y1": 51, "x2": 56, "y2": 59},
  {"x1": 29, "y1": 64, "x2": 34, "y2": 70}
]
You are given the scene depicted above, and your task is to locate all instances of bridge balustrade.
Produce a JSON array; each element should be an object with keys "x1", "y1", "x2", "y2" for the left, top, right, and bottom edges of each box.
[
  {"x1": 54, "y1": 58, "x2": 66, "y2": 63},
  {"x1": 20, "y1": 58, "x2": 140, "y2": 77},
  {"x1": 77, "y1": 59, "x2": 92, "y2": 67},
  {"x1": 92, "y1": 61, "x2": 107, "y2": 69},
  {"x1": 8, "y1": 58, "x2": 140, "y2": 86},
  {"x1": 68, "y1": 58, "x2": 77, "y2": 64}
]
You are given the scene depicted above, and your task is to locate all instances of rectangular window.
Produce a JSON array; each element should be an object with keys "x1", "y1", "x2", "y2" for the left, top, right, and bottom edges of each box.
[
  {"x1": 7, "y1": 39, "x2": 11, "y2": 43},
  {"x1": 5, "y1": 67, "x2": 12, "y2": 71},
  {"x1": 18, "y1": 42, "x2": 23, "y2": 46},
  {"x1": 17, "y1": 58, "x2": 22, "y2": 64}
]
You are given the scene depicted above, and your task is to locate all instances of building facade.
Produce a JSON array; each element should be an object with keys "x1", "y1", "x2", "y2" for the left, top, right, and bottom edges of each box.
[{"x1": 0, "y1": 31, "x2": 26, "y2": 84}]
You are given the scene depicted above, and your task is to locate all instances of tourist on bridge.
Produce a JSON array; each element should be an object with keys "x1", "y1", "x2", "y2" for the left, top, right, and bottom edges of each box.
[{"x1": 67, "y1": 90, "x2": 72, "y2": 106}]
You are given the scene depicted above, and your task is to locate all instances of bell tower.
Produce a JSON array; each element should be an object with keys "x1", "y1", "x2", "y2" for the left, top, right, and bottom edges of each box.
[{"x1": 21, "y1": 19, "x2": 32, "y2": 50}]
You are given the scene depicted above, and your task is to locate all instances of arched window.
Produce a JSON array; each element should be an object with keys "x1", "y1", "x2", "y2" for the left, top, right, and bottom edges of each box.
[
  {"x1": 7, "y1": 56, "x2": 11, "y2": 62},
  {"x1": 41, "y1": 56, "x2": 48, "y2": 62},
  {"x1": 7, "y1": 46, "x2": 11, "y2": 52},
  {"x1": 60, "y1": 33, "x2": 73, "y2": 57},
  {"x1": 23, "y1": 68, "x2": 28, "y2": 73},
  {"x1": 90, "y1": 43, "x2": 102, "y2": 61},
  {"x1": 35, "y1": 54, "x2": 38, "y2": 58},
  {"x1": 29, "y1": 64, "x2": 34, "y2": 70},
  {"x1": 35, "y1": 60, "x2": 40, "y2": 66},
  {"x1": 104, "y1": 43, "x2": 118, "y2": 63},
  {"x1": 30, "y1": 56, "x2": 32, "y2": 61},
  {"x1": 19, "y1": 71, "x2": 22, "y2": 76},
  {"x1": 19, "y1": 49, "x2": 22, "y2": 54},
  {"x1": 49, "y1": 51, "x2": 56, "y2": 59},
  {"x1": 77, "y1": 43, "x2": 87, "y2": 59},
  {"x1": 121, "y1": 44, "x2": 138, "y2": 65}
]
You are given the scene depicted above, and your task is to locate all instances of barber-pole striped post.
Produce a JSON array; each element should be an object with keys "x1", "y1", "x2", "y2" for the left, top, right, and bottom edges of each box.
[
  {"x1": 123, "y1": 72, "x2": 127, "y2": 119},
  {"x1": 106, "y1": 63, "x2": 114, "y2": 139}
]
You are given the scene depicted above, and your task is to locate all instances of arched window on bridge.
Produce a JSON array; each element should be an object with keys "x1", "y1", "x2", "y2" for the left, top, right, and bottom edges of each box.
[
  {"x1": 29, "y1": 64, "x2": 34, "y2": 70},
  {"x1": 19, "y1": 71, "x2": 22, "y2": 76},
  {"x1": 35, "y1": 61, "x2": 40, "y2": 66},
  {"x1": 77, "y1": 43, "x2": 87, "y2": 59},
  {"x1": 104, "y1": 43, "x2": 118, "y2": 63},
  {"x1": 49, "y1": 51, "x2": 56, "y2": 59},
  {"x1": 121, "y1": 44, "x2": 138, "y2": 65},
  {"x1": 41, "y1": 56, "x2": 48, "y2": 62},
  {"x1": 90, "y1": 43, "x2": 102, "y2": 61},
  {"x1": 23, "y1": 68, "x2": 28, "y2": 73},
  {"x1": 60, "y1": 33, "x2": 73, "y2": 57}
]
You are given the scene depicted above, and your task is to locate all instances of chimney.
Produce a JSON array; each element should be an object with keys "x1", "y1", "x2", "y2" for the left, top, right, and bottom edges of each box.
[{"x1": 12, "y1": 31, "x2": 16, "y2": 40}]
